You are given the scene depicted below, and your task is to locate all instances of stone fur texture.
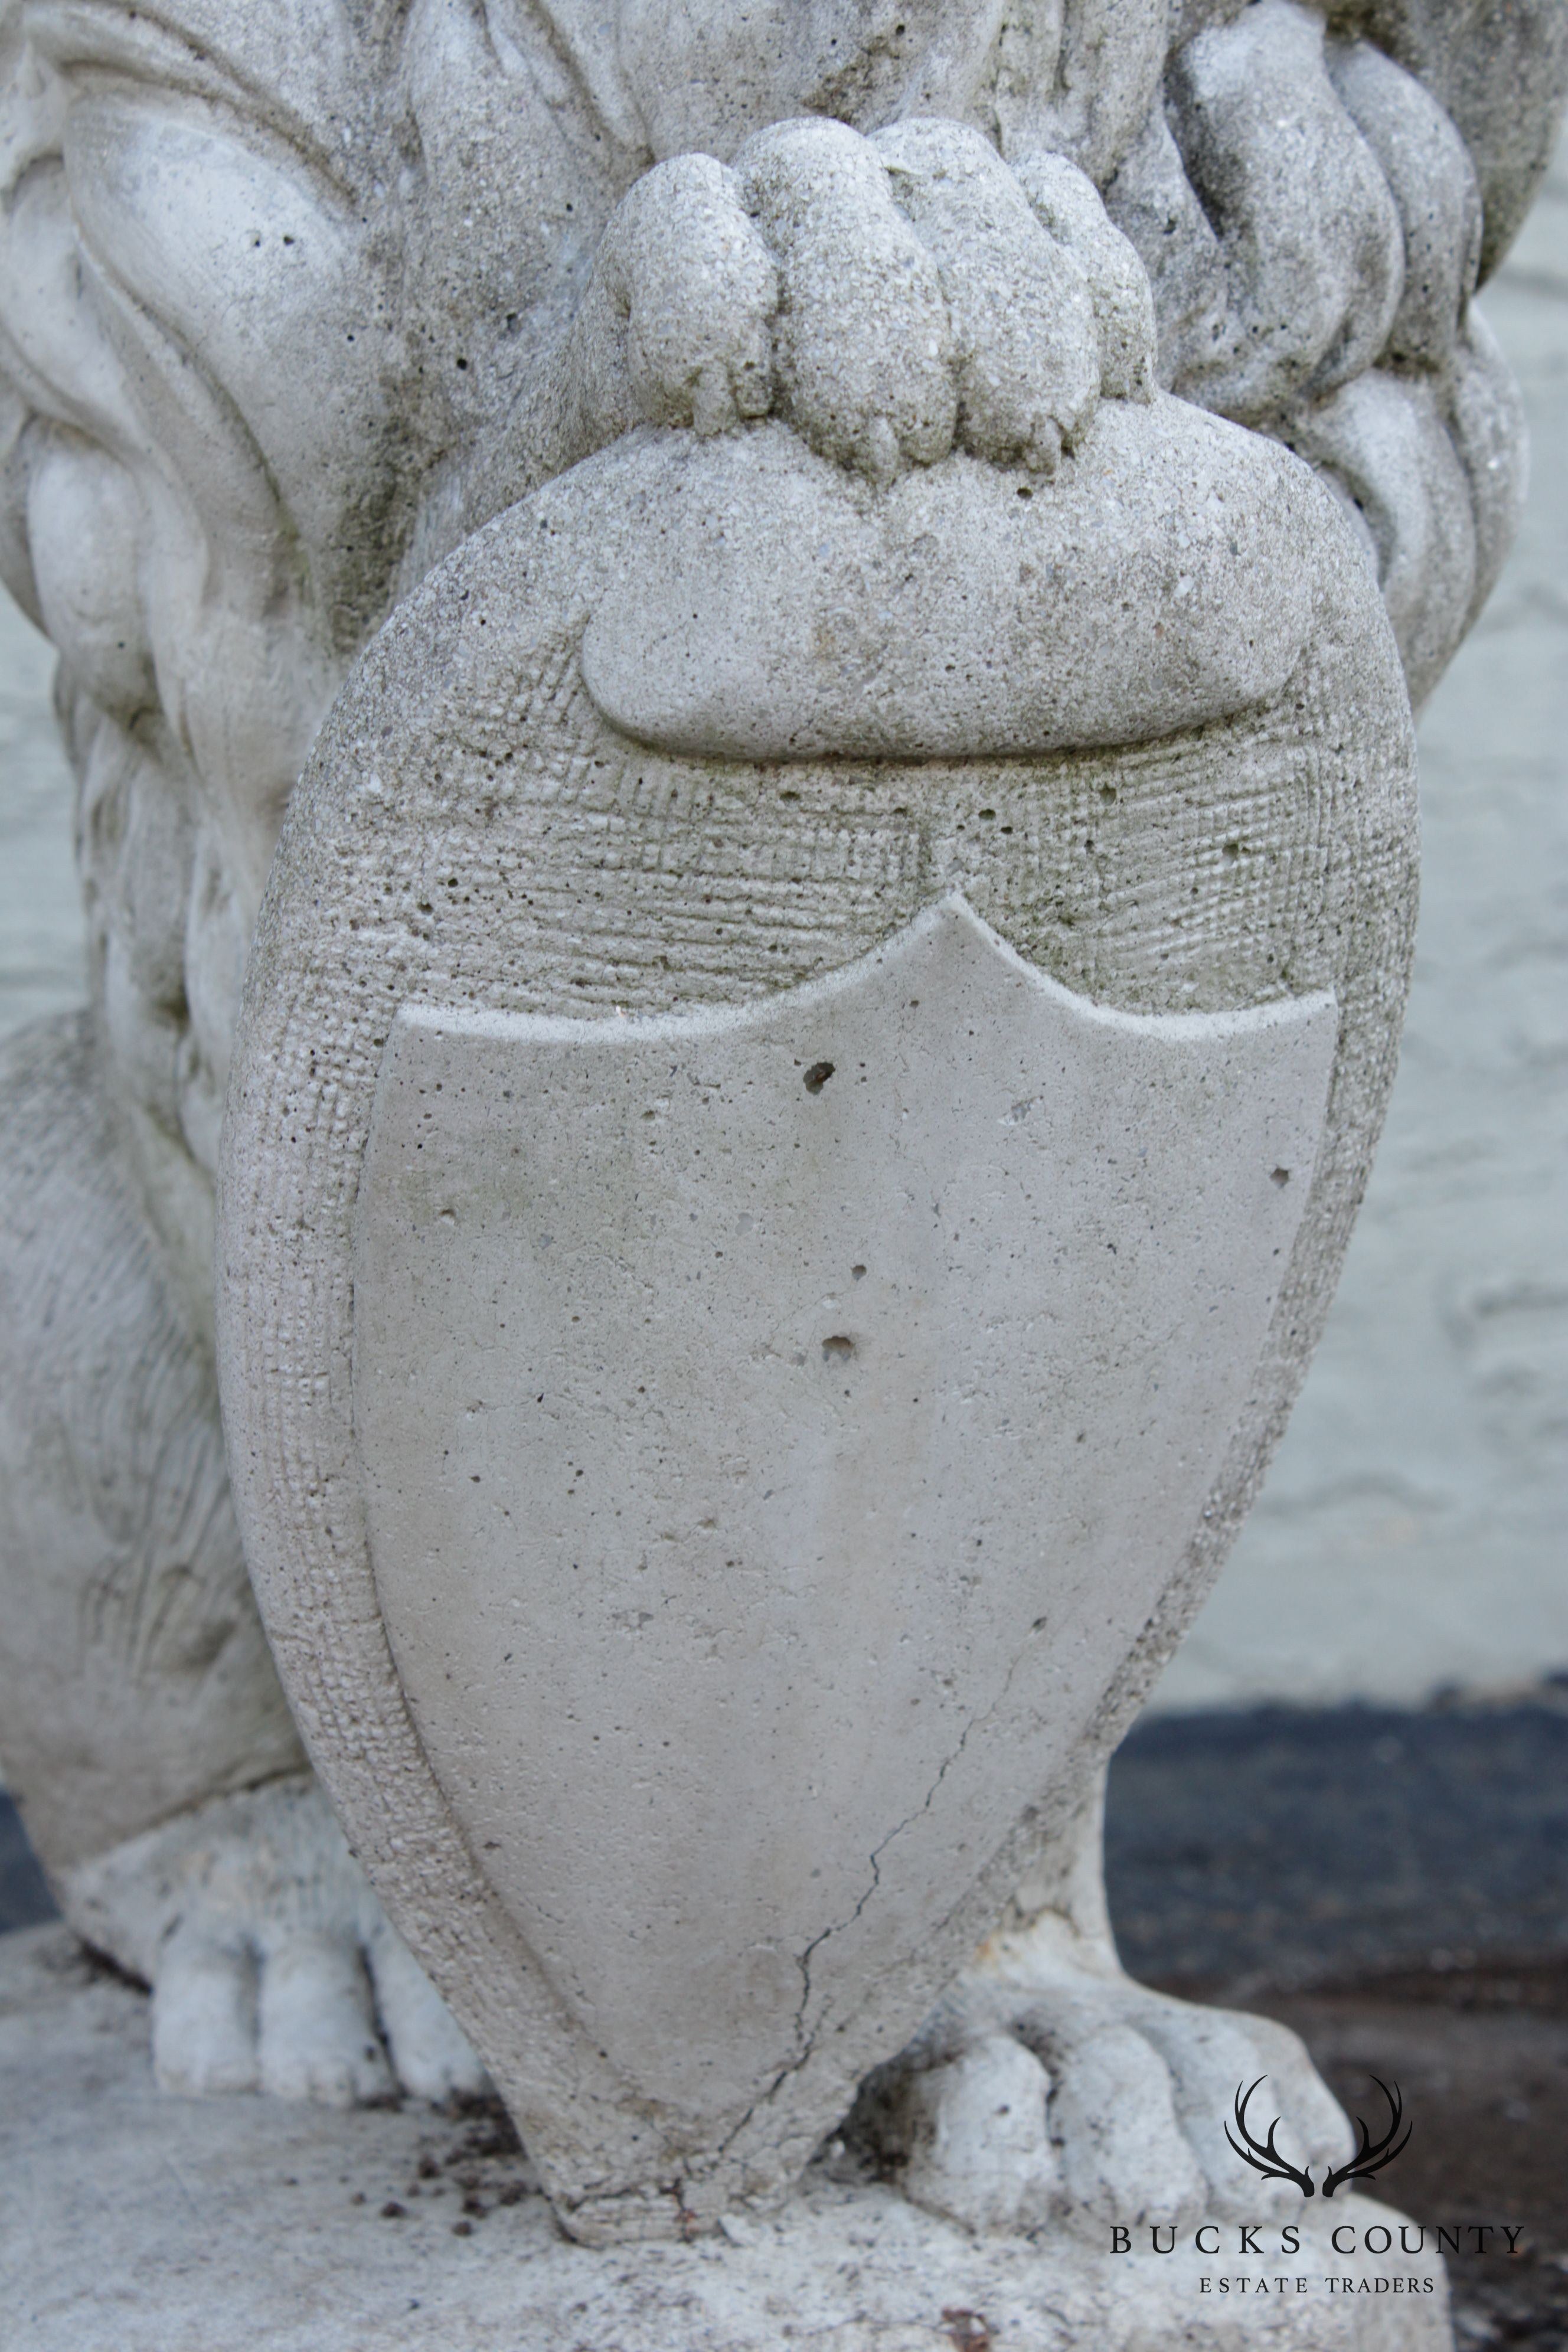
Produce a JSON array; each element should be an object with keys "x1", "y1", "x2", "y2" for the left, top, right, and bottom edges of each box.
[
  {"x1": 0, "y1": 0, "x2": 1559, "y2": 2302},
  {"x1": 0, "y1": 1010, "x2": 302, "y2": 1868}
]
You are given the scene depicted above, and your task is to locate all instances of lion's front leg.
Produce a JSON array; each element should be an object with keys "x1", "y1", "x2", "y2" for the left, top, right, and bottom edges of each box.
[{"x1": 0, "y1": 1012, "x2": 485, "y2": 2105}]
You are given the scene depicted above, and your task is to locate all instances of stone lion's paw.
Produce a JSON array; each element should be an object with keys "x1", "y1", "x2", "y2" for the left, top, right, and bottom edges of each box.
[
  {"x1": 1031, "y1": 1981, "x2": 1351, "y2": 2233},
  {"x1": 739, "y1": 117, "x2": 1155, "y2": 482},
  {"x1": 857, "y1": 1956, "x2": 1352, "y2": 2239},
  {"x1": 868, "y1": 122, "x2": 1154, "y2": 471},
  {"x1": 553, "y1": 118, "x2": 1155, "y2": 489},
  {"x1": 56, "y1": 1776, "x2": 489, "y2": 2108},
  {"x1": 153, "y1": 1917, "x2": 394, "y2": 2103},
  {"x1": 736, "y1": 116, "x2": 960, "y2": 480},
  {"x1": 586, "y1": 153, "x2": 780, "y2": 441}
]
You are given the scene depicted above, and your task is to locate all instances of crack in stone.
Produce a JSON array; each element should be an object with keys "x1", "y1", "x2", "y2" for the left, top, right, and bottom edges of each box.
[{"x1": 716, "y1": 1644, "x2": 1046, "y2": 2170}]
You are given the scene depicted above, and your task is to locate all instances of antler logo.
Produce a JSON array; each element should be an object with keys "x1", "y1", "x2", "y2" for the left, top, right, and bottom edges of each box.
[{"x1": 1227, "y1": 2076, "x2": 1412, "y2": 2199}]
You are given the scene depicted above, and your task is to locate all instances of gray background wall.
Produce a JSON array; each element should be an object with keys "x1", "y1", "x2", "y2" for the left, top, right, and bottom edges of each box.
[
  {"x1": 1159, "y1": 139, "x2": 1568, "y2": 1710},
  {"x1": 1, "y1": 145, "x2": 1563, "y2": 1716}
]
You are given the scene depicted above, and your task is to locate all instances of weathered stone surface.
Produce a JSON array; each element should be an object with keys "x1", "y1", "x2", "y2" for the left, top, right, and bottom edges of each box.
[
  {"x1": 349, "y1": 898, "x2": 1330, "y2": 2156},
  {"x1": 0, "y1": 1012, "x2": 301, "y2": 1868},
  {"x1": 579, "y1": 406, "x2": 1321, "y2": 758},
  {"x1": 218, "y1": 344, "x2": 1415, "y2": 2237},
  {"x1": 0, "y1": 0, "x2": 1560, "y2": 2332},
  {"x1": 0, "y1": 600, "x2": 83, "y2": 1038},
  {"x1": 2, "y1": 1921, "x2": 1450, "y2": 2352}
]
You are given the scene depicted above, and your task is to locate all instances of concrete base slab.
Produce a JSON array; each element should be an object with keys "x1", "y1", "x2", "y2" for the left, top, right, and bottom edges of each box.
[{"x1": 3, "y1": 1926, "x2": 1450, "y2": 2350}]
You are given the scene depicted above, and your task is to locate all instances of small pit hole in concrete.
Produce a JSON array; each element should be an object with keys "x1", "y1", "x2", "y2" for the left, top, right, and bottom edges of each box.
[
  {"x1": 803, "y1": 1060, "x2": 835, "y2": 1094},
  {"x1": 851, "y1": 1264, "x2": 867, "y2": 1281},
  {"x1": 822, "y1": 1334, "x2": 855, "y2": 1363},
  {"x1": 1270, "y1": 1166, "x2": 1291, "y2": 1187}
]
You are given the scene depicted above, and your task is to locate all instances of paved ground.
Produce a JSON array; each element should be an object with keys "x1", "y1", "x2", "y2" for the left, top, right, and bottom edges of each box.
[
  {"x1": 0, "y1": 1790, "x2": 51, "y2": 1935},
  {"x1": 0, "y1": 1924, "x2": 1451, "y2": 2351},
  {"x1": 1260, "y1": 1986, "x2": 1568, "y2": 2350},
  {"x1": 1106, "y1": 1698, "x2": 1568, "y2": 1995},
  {"x1": 1105, "y1": 1700, "x2": 1568, "y2": 2350}
]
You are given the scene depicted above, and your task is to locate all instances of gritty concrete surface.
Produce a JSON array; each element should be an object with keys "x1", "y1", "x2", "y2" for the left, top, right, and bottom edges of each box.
[
  {"x1": 0, "y1": 1920, "x2": 1449, "y2": 2352},
  {"x1": 9, "y1": 1690, "x2": 1568, "y2": 2342}
]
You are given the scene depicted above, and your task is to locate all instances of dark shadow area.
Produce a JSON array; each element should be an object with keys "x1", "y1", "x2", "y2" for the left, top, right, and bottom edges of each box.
[
  {"x1": 1108, "y1": 1695, "x2": 1568, "y2": 2350},
  {"x1": 0, "y1": 1789, "x2": 54, "y2": 1934},
  {"x1": 1107, "y1": 1693, "x2": 1568, "y2": 1996}
]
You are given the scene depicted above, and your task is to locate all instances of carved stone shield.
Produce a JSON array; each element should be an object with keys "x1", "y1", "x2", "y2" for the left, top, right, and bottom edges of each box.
[
  {"x1": 217, "y1": 416, "x2": 1415, "y2": 2239},
  {"x1": 349, "y1": 894, "x2": 1333, "y2": 2137}
]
